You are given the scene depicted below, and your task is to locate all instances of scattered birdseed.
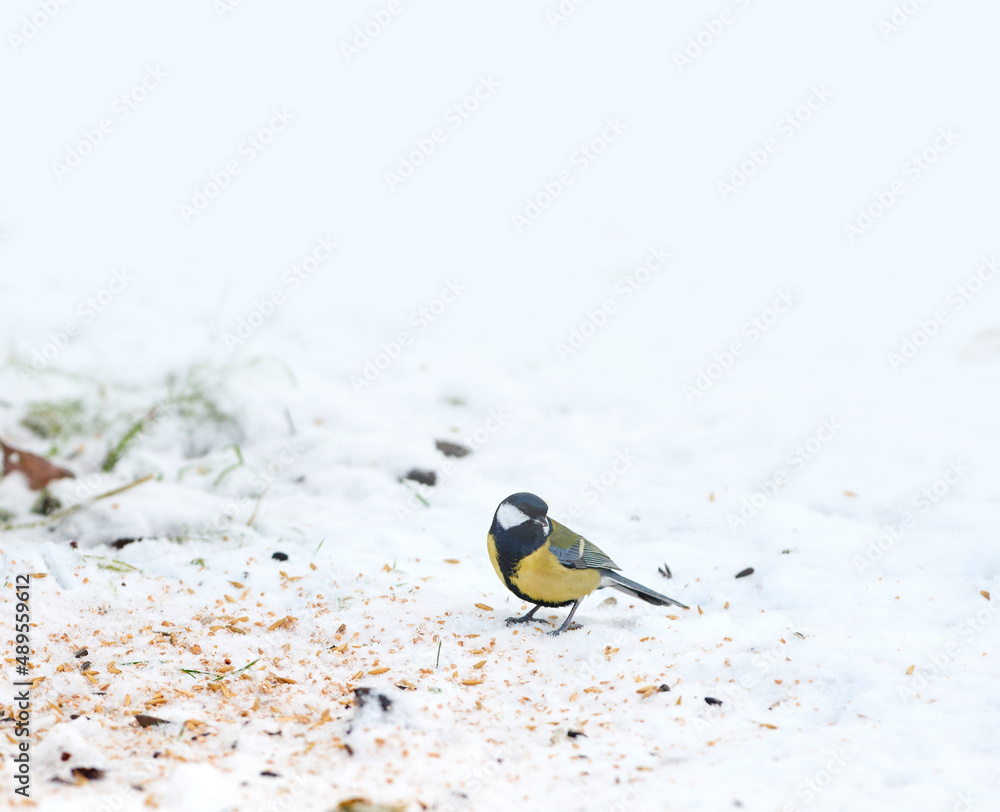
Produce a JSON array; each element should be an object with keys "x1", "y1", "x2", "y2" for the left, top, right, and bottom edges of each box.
[{"x1": 71, "y1": 767, "x2": 105, "y2": 781}]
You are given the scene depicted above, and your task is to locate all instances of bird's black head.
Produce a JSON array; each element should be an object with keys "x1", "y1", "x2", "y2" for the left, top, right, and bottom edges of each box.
[
  {"x1": 489, "y1": 493, "x2": 551, "y2": 586},
  {"x1": 493, "y1": 492, "x2": 550, "y2": 533}
]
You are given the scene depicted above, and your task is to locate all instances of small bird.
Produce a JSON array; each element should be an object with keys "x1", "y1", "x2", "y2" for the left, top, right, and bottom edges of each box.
[{"x1": 486, "y1": 492, "x2": 688, "y2": 635}]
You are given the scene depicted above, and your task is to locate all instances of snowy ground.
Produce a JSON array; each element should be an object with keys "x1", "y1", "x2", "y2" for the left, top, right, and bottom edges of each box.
[{"x1": 2, "y1": 1, "x2": 1000, "y2": 810}]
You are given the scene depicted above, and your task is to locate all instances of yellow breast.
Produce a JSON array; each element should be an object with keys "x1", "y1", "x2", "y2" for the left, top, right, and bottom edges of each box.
[
  {"x1": 486, "y1": 532, "x2": 505, "y2": 584},
  {"x1": 509, "y1": 540, "x2": 601, "y2": 606}
]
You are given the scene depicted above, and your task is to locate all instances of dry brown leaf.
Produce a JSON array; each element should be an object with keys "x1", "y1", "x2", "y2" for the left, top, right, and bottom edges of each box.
[
  {"x1": 1, "y1": 440, "x2": 74, "y2": 491},
  {"x1": 134, "y1": 714, "x2": 169, "y2": 728}
]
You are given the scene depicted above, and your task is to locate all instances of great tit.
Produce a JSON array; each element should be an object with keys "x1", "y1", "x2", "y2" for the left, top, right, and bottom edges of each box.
[{"x1": 487, "y1": 492, "x2": 688, "y2": 635}]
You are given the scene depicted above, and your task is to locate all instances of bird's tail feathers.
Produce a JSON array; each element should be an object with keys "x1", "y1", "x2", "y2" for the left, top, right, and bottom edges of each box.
[{"x1": 599, "y1": 571, "x2": 688, "y2": 609}]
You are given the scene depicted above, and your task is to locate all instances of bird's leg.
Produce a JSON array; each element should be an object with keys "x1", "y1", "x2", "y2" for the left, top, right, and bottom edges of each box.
[
  {"x1": 547, "y1": 600, "x2": 583, "y2": 636},
  {"x1": 505, "y1": 604, "x2": 551, "y2": 627}
]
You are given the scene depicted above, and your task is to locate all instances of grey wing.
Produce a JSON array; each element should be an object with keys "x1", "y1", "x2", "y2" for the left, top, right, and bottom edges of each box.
[{"x1": 548, "y1": 520, "x2": 621, "y2": 571}]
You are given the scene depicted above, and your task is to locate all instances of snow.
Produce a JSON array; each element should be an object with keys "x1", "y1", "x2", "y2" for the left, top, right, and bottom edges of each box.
[{"x1": 1, "y1": 1, "x2": 999, "y2": 810}]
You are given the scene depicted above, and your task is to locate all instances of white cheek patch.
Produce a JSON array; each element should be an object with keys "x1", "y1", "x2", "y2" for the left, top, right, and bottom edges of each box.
[{"x1": 496, "y1": 503, "x2": 530, "y2": 530}]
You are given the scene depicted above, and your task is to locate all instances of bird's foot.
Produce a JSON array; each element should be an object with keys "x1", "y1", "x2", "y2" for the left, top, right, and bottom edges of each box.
[
  {"x1": 547, "y1": 622, "x2": 582, "y2": 636},
  {"x1": 505, "y1": 614, "x2": 552, "y2": 627}
]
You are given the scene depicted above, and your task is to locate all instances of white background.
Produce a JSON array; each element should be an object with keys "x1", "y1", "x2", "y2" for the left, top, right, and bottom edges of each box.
[{"x1": 1, "y1": 2, "x2": 999, "y2": 811}]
